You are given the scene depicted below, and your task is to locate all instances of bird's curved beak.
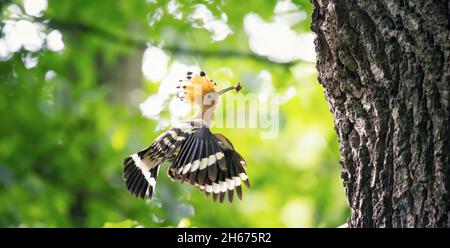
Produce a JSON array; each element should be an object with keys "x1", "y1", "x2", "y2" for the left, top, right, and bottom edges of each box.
[{"x1": 218, "y1": 82, "x2": 242, "y2": 95}]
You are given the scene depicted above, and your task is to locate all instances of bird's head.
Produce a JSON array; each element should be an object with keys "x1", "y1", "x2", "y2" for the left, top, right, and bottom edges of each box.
[{"x1": 177, "y1": 70, "x2": 241, "y2": 110}]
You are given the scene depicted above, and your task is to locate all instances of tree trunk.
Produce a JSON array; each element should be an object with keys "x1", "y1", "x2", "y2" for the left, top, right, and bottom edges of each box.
[{"x1": 311, "y1": 0, "x2": 450, "y2": 227}]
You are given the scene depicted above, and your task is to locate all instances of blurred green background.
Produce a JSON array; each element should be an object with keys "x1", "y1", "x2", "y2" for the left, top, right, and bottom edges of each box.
[{"x1": 0, "y1": 0, "x2": 349, "y2": 227}]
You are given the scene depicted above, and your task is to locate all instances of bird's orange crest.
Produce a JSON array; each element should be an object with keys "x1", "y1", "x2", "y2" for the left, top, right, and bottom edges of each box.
[{"x1": 177, "y1": 71, "x2": 217, "y2": 105}]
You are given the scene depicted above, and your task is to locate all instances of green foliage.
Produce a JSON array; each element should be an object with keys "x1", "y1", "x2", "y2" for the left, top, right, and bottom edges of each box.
[
  {"x1": 0, "y1": 0, "x2": 349, "y2": 227},
  {"x1": 103, "y1": 219, "x2": 142, "y2": 228}
]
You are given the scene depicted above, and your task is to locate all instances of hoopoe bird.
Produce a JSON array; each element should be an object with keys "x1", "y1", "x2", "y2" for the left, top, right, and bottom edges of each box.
[{"x1": 123, "y1": 70, "x2": 249, "y2": 203}]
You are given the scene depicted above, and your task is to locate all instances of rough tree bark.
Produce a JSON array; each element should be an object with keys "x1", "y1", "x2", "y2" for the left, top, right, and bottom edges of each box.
[{"x1": 311, "y1": 0, "x2": 450, "y2": 227}]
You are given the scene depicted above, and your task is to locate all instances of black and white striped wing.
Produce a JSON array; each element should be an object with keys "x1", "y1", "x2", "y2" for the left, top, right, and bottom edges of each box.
[
  {"x1": 213, "y1": 133, "x2": 250, "y2": 202},
  {"x1": 168, "y1": 125, "x2": 250, "y2": 203},
  {"x1": 123, "y1": 122, "x2": 197, "y2": 199}
]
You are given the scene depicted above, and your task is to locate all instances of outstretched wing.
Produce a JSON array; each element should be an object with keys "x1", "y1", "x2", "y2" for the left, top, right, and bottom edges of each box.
[
  {"x1": 122, "y1": 121, "x2": 198, "y2": 199},
  {"x1": 168, "y1": 125, "x2": 250, "y2": 203},
  {"x1": 213, "y1": 133, "x2": 250, "y2": 202}
]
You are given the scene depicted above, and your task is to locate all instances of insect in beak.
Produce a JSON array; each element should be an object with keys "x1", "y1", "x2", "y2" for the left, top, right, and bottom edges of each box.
[{"x1": 218, "y1": 82, "x2": 242, "y2": 95}]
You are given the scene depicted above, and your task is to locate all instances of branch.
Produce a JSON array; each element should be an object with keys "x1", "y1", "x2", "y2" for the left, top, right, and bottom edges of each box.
[{"x1": 48, "y1": 19, "x2": 298, "y2": 67}]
